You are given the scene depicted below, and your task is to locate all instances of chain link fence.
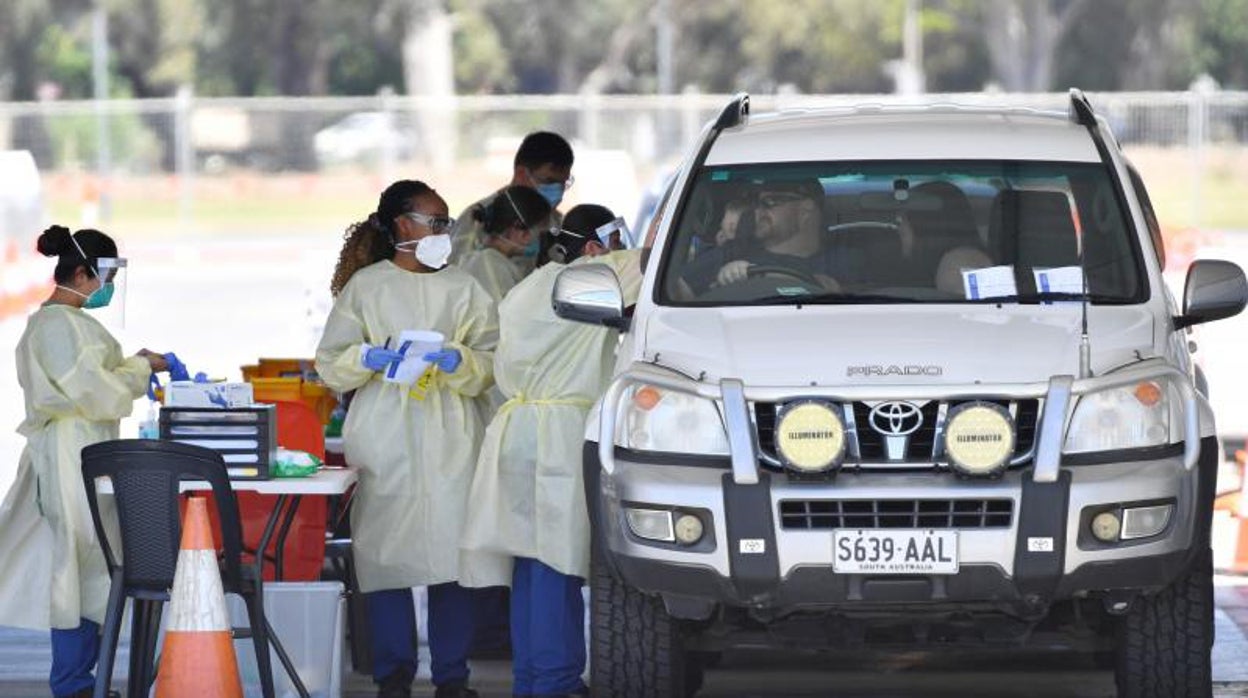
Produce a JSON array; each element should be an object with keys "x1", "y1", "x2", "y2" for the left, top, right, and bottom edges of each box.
[{"x1": 0, "y1": 90, "x2": 1245, "y2": 237}]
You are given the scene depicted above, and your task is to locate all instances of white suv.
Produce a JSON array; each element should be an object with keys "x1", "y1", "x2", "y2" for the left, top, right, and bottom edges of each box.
[{"x1": 554, "y1": 91, "x2": 1248, "y2": 698}]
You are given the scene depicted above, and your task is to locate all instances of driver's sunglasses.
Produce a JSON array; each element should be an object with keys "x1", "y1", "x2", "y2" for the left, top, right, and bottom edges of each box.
[
  {"x1": 757, "y1": 192, "x2": 807, "y2": 210},
  {"x1": 403, "y1": 211, "x2": 456, "y2": 233}
]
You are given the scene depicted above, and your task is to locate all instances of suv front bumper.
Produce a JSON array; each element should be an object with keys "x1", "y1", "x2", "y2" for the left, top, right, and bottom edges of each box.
[{"x1": 586, "y1": 437, "x2": 1218, "y2": 617}]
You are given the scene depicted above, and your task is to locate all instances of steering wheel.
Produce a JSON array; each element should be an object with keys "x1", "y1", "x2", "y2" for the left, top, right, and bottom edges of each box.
[
  {"x1": 746, "y1": 264, "x2": 822, "y2": 286},
  {"x1": 826, "y1": 221, "x2": 900, "y2": 234}
]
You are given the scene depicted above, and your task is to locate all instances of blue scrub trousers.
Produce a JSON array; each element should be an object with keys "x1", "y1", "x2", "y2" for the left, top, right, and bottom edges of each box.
[
  {"x1": 471, "y1": 586, "x2": 511, "y2": 654},
  {"x1": 511, "y1": 558, "x2": 587, "y2": 696},
  {"x1": 50, "y1": 619, "x2": 100, "y2": 697},
  {"x1": 367, "y1": 583, "x2": 475, "y2": 687}
]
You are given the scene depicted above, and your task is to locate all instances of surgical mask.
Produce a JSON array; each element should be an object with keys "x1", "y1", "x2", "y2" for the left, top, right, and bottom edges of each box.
[
  {"x1": 56, "y1": 279, "x2": 112, "y2": 308},
  {"x1": 521, "y1": 239, "x2": 541, "y2": 258},
  {"x1": 56, "y1": 269, "x2": 114, "y2": 309},
  {"x1": 84, "y1": 282, "x2": 115, "y2": 309},
  {"x1": 535, "y1": 182, "x2": 565, "y2": 208},
  {"x1": 415, "y1": 233, "x2": 452, "y2": 269}
]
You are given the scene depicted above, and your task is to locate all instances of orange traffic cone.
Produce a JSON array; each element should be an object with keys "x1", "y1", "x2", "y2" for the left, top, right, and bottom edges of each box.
[
  {"x1": 154, "y1": 496, "x2": 244, "y2": 697},
  {"x1": 1232, "y1": 449, "x2": 1248, "y2": 574}
]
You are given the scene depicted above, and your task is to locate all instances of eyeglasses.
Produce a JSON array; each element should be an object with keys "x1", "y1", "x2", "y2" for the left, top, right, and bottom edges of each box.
[
  {"x1": 757, "y1": 192, "x2": 807, "y2": 210},
  {"x1": 403, "y1": 211, "x2": 456, "y2": 234},
  {"x1": 527, "y1": 169, "x2": 575, "y2": 190}
]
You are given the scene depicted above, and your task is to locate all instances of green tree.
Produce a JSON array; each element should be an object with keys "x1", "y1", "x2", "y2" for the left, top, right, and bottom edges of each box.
[
  {"x1": 1198, "y1": 0, "x2": 1248, "y2": 87},
  {"x1": 922, "y1": 0, "x2": 993, "y2": 92}
]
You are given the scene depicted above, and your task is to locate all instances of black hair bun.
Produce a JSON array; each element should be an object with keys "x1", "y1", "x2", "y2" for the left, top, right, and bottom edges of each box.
[
  {"x1": 470, "y1": 203, "x2": 491, "y2": 226},
  {"x1": 36, "y1": 225, "x2": 74, "y2": 258}
]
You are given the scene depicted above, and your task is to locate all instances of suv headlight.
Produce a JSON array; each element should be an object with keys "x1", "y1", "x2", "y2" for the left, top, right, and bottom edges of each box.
[
  {"x1": 1063, "y1": 380, "x2": 1172, "y2": 454},
  {"x1": 614, "y1": 384, "x2": 730, "y2": 456}
]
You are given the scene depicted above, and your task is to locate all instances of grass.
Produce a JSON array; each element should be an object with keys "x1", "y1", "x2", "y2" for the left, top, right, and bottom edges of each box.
[{"x1": 1125, "y1": 145, "x2": 1248, "y2": 232}]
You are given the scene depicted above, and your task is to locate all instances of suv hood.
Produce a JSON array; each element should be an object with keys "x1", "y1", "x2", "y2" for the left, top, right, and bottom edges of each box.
[{"x1": 640, "y1": 305, "x2": 1156, "y2": 387}]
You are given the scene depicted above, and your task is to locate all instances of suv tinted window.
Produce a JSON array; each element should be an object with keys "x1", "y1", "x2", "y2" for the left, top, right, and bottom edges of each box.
[{"x1": 658, "y1": 161, "x2": 1147, "y2": 306}]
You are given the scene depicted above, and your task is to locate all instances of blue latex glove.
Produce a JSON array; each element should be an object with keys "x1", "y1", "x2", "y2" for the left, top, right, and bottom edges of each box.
[
  {"x1": 423, "y1": 349, "x2": 462, "y2": 374},
  {"x1": 362, "y1": 346, "x2": 405, "y2": 372},
  {"x1": 164, "y1": 352, "x2": 191, "y2": 382}
]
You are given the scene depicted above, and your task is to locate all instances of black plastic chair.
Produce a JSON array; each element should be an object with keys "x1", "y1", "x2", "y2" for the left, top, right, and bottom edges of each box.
[{"x1": 81, "y1": 439, "x2": 304, "y2": 698}]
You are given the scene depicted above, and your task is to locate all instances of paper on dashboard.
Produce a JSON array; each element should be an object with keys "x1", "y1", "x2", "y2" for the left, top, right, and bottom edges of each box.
[
  {"x1": 962, "y1": 265, "x2": 1017, "y2": 300},
  {"x1": 1033, "y1": 266, "x2": 1086, "y2": 296}
]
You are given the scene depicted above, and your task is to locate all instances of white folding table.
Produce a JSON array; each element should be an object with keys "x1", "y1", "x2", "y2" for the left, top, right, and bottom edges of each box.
[{"x1": 95, "y1": 467, "x2": 358, "y2": 698}]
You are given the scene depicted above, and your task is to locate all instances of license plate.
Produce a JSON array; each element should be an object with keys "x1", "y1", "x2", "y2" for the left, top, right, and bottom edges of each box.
[{"x1": 832, "y1": 529, "x2": 959, "y2": 574}]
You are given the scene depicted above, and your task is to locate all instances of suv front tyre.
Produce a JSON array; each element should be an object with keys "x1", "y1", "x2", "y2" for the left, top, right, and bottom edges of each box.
[
  {"x1": 1114, "y1": 548, "x2": 1214, "y2": 697},
  {"x1": 590, "y1": 554, "x2": 705, "y2": 697}
]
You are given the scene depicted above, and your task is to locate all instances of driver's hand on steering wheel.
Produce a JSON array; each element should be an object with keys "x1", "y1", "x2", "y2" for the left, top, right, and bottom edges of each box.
[
  {"x1": 715, "y1": 260, "x2": 752, "y2": 287},
  {"x1": 814, "y1": 274, "x2": 842, "y2": 292}
]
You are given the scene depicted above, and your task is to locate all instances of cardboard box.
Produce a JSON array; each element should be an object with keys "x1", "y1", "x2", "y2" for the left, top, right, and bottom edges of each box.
[{"x1": 165, "y1": 381, "x2": 255, "y2": 408}]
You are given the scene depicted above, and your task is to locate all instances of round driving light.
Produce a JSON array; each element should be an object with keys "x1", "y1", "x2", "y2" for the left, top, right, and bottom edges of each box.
[
  {"x1": 1092, "y1": 511, "x2": 1122, "y2": 542},
  {"x1": 944, "y1": 402, "x2": 1015, "y2": 476},
  {"x1": 674, "y1": 514, "x2": 704, "y2": 545},
  {"x1": 775, "y1": 401, "x2": 846, "y2": 474}
]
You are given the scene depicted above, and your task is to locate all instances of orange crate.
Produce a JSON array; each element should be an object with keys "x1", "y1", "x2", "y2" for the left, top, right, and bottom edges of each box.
[
  {"x1": 241, "y1": 358, "x2": 311, "y2": 381},
  {"x1": 251, "y1": 376, "x2": 337, "y2": 425}
]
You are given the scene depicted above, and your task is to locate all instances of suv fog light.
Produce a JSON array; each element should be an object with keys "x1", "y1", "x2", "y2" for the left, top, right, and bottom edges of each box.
[
  {"x1": 626, "y1": 508, "x2": 674, "y2": 543},
  {"x1": 1091, "y1": 511, "x2": 1122, "y2": 542},
  {"x1": 775, "y1": 401, "x2": 846, "y2": 474},
  {"x1": 944, "y1": 402, "x2": 1016, "y2": 477},
  {"x1": 674, "y1": 514, "x2": 704, "y2": 545},
  {"x1": 1122, "y1": 504, "x2": 1172, "y2": 540}
]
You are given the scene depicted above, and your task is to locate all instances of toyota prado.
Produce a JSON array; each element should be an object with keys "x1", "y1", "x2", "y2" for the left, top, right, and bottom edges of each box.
[{"x1": 552, "y1": 91, "x2": 1248, "y2": 697}]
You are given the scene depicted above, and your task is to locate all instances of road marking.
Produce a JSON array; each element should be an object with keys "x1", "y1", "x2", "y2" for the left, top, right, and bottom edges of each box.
[{"x1": 1214, "y1": 608, "x2": 1248, "y2": 682}]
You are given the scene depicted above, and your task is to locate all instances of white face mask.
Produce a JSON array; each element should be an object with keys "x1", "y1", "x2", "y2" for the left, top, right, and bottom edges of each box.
[{"x1": 405, "y1": 233, "x2": 451, "y2": 269}]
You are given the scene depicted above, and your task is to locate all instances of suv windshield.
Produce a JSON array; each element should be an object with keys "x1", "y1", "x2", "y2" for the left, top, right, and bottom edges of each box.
[{"x1": 658, "y1": 161, "x2": 1147, "y2": 306}]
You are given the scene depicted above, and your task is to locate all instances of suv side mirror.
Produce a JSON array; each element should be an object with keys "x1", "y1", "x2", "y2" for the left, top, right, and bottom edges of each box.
[
  {"x1": 553, "y1": 264, "x2": 627, "y2": 330},
  {"x1": 1176, "y1": 259, "x2": 1248, "y2": 330}
]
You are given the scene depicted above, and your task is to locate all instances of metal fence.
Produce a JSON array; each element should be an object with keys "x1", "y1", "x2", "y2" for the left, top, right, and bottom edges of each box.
[{"x1": 1, "y1": 89, "x2": 1245, "y2": 234}]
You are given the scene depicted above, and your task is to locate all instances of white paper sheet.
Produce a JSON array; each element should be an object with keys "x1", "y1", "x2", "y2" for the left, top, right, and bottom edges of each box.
[
  {"x1": 1033, "y1": 266, "x2": 1086, "y2": 296},
  {"x1": 962, "y1": 265, "x2": 1017, "y2": 300}
]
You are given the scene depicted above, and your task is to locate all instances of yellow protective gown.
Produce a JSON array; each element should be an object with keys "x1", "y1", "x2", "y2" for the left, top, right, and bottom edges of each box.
[
  {"x1": 449, "y1": 191, "x2": 498, "y2": 264},
  {"x1": 0, "y1": 304, "x2": 150, "y2": 630},
  {"x1": 315, "y1": 260, "x2": 498, "y2": 592},
  {"x1": 461, "y1": 250, "x2": 643, "y2": 585},
  {"x1": 460, "y1": 246, "x2": 525, "y2": 305}
]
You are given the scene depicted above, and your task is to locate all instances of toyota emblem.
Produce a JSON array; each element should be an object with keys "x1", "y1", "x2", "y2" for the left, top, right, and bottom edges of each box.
[{"x1": 869, "y1": 401, "x2": 924, "y2": 437}]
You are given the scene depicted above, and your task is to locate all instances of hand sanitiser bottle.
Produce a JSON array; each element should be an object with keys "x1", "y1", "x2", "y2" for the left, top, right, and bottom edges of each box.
[{"x1": 139, "y1": 401, "x2": 160, "y2": 439}]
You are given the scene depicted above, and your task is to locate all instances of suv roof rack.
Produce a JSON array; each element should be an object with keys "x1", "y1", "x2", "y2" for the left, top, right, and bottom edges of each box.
[
  {"x1": 715, "y1": 92, "x2": 750, "y2": 131},
  {"x1": 1068, "y1": 88, "x2": 1097, "y2": 127}
]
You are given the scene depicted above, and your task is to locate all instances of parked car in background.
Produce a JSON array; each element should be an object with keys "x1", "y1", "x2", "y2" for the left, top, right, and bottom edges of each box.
[{"x1": 313, "y1": 111, "x2": 417, "y2": 167}]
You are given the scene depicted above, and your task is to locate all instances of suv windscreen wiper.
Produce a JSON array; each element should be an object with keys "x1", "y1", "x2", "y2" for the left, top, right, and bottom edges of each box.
[
  {"x1": 739, "y1": 292, "x2": 917, "y2": 306},
  {"x1": 967, "y1": 292, "x2": 1124, "y2": 304}
]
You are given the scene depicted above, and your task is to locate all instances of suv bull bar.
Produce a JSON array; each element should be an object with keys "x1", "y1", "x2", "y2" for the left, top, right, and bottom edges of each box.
[{"x1": 597, "y1": 358, "x2": 1201, "y2": 484}]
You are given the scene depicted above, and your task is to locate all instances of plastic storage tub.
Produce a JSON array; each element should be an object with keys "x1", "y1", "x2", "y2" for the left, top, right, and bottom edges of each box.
[{"x1": 227, "y1": 581, "x2": 346, "y2": 698}]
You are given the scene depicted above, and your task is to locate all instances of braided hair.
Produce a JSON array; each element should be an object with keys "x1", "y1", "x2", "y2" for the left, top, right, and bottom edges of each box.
[{"x1": 331, "y1": 180, "x2": 433, "y2": 296}]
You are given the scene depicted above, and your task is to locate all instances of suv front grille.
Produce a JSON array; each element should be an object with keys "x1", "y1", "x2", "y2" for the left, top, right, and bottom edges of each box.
[
  {"x1": 779, "y1": 498, "x2": 1014, "y2": 530},
  {"x1": 755, "y1": 398, "x2": 1040, "y2": 468}
]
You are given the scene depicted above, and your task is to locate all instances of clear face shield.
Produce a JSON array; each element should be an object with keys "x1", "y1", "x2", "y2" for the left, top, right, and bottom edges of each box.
[
  {"x1": 67, "y1": 233, "x2": 129, "y2": 325},
  {"x1": 91, "y1": 256, "x2": 129, "y2": 326},
  {"x1": 595, "y1": 217, "x2": 634, "y2": 250}
]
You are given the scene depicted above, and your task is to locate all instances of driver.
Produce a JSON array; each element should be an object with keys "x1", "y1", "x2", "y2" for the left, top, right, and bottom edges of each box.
[{"x1": 683, "y1": 179, "x2": 847, "y2": 294}]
